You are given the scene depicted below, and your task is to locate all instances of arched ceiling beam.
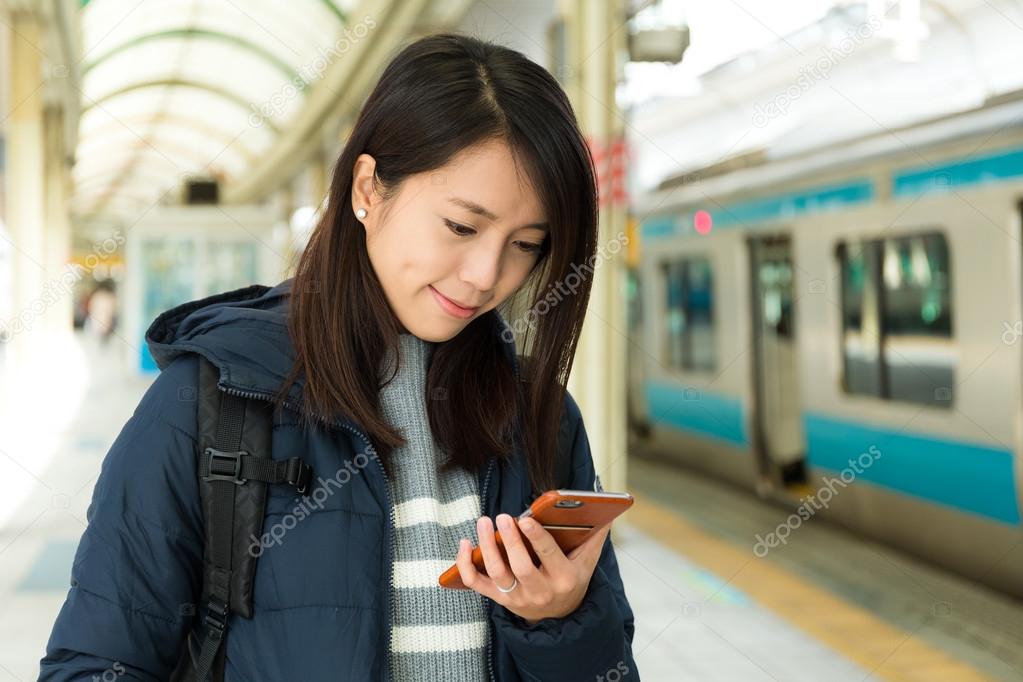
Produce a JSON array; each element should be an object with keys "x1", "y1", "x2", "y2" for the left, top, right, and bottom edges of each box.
[
  {"x1": 77, "y1": 122, "x2": 257, "y2": 167},
  {"x1": 82, "y1": 28, "x2": 299, "y2": 81},
  {"x1": 223, "y1": 0, "x2": 430, "y2": 203},
  {"x1": 78, "y1": 117, "x2": 260, "y2": 166},
  {"x1": 74, "y1": 141, "x2": 233, "y2": 180},
  {"x1": 81, "y1": 79, "x2": 283, "y2": 136}
]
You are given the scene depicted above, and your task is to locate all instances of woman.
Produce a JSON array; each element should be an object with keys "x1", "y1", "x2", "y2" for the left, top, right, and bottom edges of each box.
[{"x1": 40, "y1": 32, "x2": 638, "y2": 681}]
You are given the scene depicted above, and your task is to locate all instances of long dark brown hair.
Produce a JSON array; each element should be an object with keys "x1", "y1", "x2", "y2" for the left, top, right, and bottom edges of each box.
[{"x1": 275, "y1": 32, "x2": 598, "y2": 494}]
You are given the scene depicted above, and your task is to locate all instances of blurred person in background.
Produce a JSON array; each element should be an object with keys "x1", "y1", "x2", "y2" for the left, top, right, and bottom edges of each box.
[{"x1": 83, "y1": 279, "x2": 117, "y2": 345}]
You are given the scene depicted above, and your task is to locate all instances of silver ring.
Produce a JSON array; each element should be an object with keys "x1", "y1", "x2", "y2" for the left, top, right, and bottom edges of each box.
[{"x1": 496, "y1": 577, "x2": 518, "y2": 593}]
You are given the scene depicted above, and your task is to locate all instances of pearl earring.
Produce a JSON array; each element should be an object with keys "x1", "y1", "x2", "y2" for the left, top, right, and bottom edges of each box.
[{"x1": 355, "y1": 207, "x2": 367, "y2": 220}]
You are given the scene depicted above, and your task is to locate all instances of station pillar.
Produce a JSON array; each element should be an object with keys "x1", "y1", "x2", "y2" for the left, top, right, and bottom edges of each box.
[
  {"x1": 5, "y1": 10, "x2": 47, "y2": 374},
  {"x1": 3, "y1": 9, "x2": 74, "y2": 378},
  {"x1": 559, "y1": 0, "x2": 630, "y2": 497}
]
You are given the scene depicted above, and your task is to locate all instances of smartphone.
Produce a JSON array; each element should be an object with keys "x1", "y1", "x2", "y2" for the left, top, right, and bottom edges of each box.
[{"x1": 438, "y1": 489, "x2": 634, "y2": 590}]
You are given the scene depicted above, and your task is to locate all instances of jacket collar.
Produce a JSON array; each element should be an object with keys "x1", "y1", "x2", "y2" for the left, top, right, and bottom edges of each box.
[{"x1": 144, "y1": 277, "x2": 521, "y2": 429}]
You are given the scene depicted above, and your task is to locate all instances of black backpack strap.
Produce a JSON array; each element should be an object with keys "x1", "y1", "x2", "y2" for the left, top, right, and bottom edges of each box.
[
  {"x1": 199, "y1": 448, "x2": 314, "y2": 493},
  {"x1": 177, "y1": 356, "x2": 313, "y2": 682},
  {"x1": 191, "y1": 366, "x2": 245, "y2": 681}
]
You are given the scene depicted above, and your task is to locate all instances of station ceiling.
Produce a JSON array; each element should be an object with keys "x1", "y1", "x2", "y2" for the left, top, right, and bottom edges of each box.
[{"x1": 76, "y1": 0, "x2": 370, "y2": 220}]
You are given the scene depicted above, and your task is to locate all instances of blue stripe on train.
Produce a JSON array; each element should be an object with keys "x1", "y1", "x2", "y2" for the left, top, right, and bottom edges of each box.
[
  {"x1": 643, "y1": 381, "x2": 747, "y2": 446},
  {"x1": 892, "y1": 145, "x2": 1023, "y2": 198},
  {"x1": 710, "y1": 179, "x2": 874, "y2": 229},
  {"x1": 640, "y1": 143, "x2": 1023, "y2": 240},
  {"x1": 640, "y1": 178, "x2": 874, "y2": 240},
  {"x1": 803, "y1": 412, "x2": 1020, "y2": 526},
  {"x1": 642, "y1": 382, "x2": 1020, "y2": 525}
]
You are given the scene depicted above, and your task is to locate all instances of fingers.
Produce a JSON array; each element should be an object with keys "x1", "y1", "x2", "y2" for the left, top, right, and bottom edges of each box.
[
  {"x1": 514, "y1": 516, "x2": 573, "y2": 574},
  {"x1": 454, "y1": 536, "x2": 497, "y2": 599},
  {"x1": 468, "y1": 515, "x2": 614, "y2": 603},
  {"x1": 477, "y1": 516, "x2": 519, "y2": 593},
  {"x1": 493, "y1": 514, "x2": 544, "y2": 589},
  {"x1": 567, "y1": 522, "x2": 612, "y2": 565}
]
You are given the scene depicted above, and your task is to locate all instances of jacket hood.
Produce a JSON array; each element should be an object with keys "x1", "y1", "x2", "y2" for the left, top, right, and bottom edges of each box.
[{"x1": 144, "y1": 278, "x2": 520, "y2": 421}]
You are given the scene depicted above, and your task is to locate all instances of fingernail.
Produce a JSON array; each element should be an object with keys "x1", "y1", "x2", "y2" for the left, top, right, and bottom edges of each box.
[
  {"x1": 520, "y1": 518, "x2": 535, "y2": 532},
  {"x1": 497, "y1": 515, "x2": 510, "y2": 529}
]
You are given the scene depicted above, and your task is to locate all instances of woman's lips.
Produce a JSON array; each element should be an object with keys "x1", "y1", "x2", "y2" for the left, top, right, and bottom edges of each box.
[{"x1": 429, "y1": 285, "x2": 479, "y2": 319}]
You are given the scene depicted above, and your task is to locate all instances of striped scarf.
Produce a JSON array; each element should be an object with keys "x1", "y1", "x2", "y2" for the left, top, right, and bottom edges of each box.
[{"x1": 378, "y1": 333, "x2": 489, "y2": 681}]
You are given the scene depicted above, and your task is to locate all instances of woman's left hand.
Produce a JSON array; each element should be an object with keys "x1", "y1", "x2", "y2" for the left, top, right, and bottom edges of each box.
[{"x1": 455, "y1": 513, "x2": 611, "y2": 625}]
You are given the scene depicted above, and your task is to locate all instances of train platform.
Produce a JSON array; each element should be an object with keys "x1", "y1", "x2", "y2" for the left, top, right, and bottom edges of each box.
[
  {"x1": 1, "y1": 334, "x2": 1021, "y2": 681},
  {"x1": 624, "y1": 453, "x2": 1023, "y2": 681}
]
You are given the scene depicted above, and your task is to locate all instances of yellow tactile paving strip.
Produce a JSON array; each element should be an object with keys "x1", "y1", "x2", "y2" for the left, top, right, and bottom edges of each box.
[{"x1": 626, "y1": 493, "x2": 998, "y2": 682}]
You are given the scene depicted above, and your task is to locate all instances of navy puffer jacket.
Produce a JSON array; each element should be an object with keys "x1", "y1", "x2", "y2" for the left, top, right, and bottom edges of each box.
[{"x1": 39, "y1": 278, "x2": 639, "y2": 681}]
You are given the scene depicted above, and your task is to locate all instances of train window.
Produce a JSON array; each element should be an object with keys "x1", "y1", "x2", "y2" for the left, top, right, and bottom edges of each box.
[
  {"x1": 839, "y1": 242, "x2": 883, "y2": 397},
  {"x1": 881, "y1": 233, "x2": 953, "y2": 404},
  {"x1": 837, "y1": 232, "x2": 953, "y2": 407},
  {"x1": 663, "y1": 256, "x2": 715, "y2": 371}
]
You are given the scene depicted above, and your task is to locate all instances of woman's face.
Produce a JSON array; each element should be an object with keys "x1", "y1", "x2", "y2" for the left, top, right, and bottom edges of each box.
[{"x1": 351, "y1": 140, "x2": 548, "y2": 342}]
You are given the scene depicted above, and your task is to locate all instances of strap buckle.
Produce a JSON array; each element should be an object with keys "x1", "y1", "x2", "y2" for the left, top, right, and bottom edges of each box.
[
  {"x1": 202, "y1": 448, "x2": 248, "y2": 485},
  {"x1": 285, "y1": 458, "x2": 313, "y2": 495},
  {"x1": 203, "y1": 598, "x2": 229, "y2": 641}
]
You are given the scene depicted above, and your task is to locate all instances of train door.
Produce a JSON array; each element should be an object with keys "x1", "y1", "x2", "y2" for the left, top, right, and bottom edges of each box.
[{"x1": 748, "y1": 235, "x2": 807, "y2": 486}]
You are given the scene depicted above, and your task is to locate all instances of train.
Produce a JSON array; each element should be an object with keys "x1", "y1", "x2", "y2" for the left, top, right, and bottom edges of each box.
[{"x1": 626, "y1": 91, "x2": 1023, "y2": 598}]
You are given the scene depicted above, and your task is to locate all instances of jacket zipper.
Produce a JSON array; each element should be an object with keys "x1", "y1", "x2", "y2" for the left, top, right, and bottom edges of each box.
[
  {"x1": 484, "y1": 343, "x2": 516, "y2": 682},
  {"x1": 372, "y1": 443, "x2": 396, "y2": 682},
  {"x1": 216, "y1": 384, "x2": 394, "y2": 682},
  {"x1": 480, "y1": 455, "x2": 496, "y2": 682}
]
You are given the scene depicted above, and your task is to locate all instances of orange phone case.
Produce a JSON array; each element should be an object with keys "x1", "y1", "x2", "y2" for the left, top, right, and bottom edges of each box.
[{"x1": 438, "y1": 489, "x2": 634, "y2": 589}]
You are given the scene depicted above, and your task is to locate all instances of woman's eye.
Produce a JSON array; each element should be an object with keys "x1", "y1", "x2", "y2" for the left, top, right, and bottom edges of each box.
[
  {"x1": 444, "y1": 219, "x2": 475, "y2": 236},
  {"x1": 515, "y1": 241, "x2": 543, "y2": 254},
  {"x1": 445, "y1": 219, "x2": 543, "y2": 255}
]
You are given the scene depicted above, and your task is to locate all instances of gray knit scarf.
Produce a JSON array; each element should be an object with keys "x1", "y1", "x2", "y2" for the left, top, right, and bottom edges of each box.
[{"x1": 378, "y1": 333, "x2": 490, "y2": 681}]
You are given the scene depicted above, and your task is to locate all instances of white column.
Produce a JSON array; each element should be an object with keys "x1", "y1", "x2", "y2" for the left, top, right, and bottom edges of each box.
[{"x1": 4, "y1": 10, "x2": 48, "y2": 372}]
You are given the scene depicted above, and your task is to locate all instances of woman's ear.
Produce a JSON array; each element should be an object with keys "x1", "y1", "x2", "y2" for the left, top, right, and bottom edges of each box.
[{"x1": 351, "y1": 153, "x2": 381, "y2": 228}]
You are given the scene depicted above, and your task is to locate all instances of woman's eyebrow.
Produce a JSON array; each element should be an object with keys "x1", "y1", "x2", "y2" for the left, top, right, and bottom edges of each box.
[{"x1": 448, "y1": 196, "x2": 548, "y2": 231}]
